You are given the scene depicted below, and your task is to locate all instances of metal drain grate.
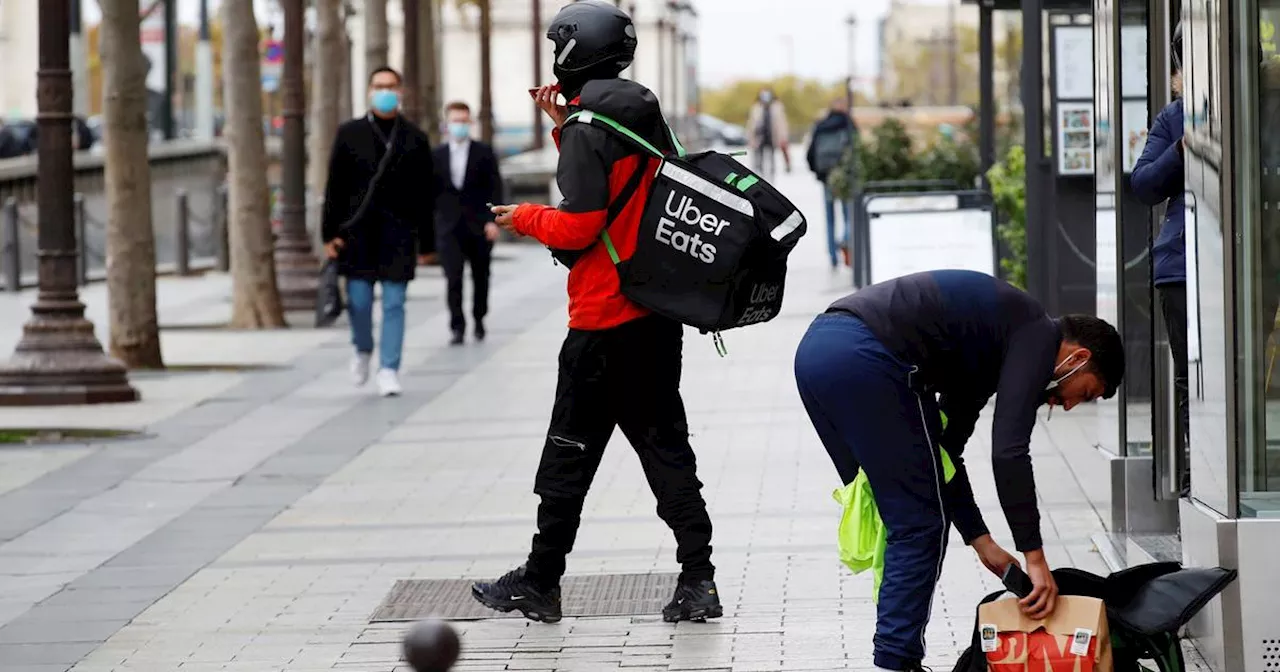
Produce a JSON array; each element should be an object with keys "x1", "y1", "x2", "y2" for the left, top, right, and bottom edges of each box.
[{"x1": 370, "y1": 572, "x2": 679, "y2": 622}]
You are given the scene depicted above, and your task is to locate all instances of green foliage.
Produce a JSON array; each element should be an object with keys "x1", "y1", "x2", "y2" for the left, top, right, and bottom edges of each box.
[
  {"x1": 826, "y1": 117, "x2": 983, "y2": 199},
  {"x1": 986, "y1": 145, "x2": 1027, "y2": 289}
]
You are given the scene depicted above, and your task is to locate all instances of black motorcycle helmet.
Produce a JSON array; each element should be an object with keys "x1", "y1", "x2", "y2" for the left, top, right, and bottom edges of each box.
[{"x1": 546, "y1": 0, "x2": 637, "y2": 97}]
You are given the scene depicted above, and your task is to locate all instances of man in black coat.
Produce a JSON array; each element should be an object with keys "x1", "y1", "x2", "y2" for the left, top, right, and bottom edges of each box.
[
  {"x1": 433, "y1": 101, "x2": 504, "y2": 344},
  {"x1": 322, "y1": 66, "x2": 435, "y2": 397}
]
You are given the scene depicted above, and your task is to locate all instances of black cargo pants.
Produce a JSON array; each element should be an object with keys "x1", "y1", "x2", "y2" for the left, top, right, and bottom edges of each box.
[{"x1": 524, "y1": 314, "x2": 715, "y2": 586}]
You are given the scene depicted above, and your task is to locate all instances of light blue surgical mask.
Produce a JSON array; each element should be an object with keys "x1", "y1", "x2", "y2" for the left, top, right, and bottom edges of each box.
[
  {"x1": 448, "y1": 122, "x2": 471, "y2": 141},
  {"x1": 370, "y1": 90, "x2": 400, "y2": 115}
]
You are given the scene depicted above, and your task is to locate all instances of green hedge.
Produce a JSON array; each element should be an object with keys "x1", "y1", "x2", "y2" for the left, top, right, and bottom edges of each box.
[
  {"x1": 986, "y1": 145, "x2": 1027, "y2": 289},
  {"x1": 825, "y1": 117, "x2": 1027, "y2": 287}
]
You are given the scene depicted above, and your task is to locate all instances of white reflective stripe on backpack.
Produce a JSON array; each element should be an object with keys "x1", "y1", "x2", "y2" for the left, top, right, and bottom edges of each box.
[
  {"x1": 770, "y1": 210, "x2": 804, "y2": 242},
  {"x1": 658, "y1": 162, "x2": 753, "y2": 216}
]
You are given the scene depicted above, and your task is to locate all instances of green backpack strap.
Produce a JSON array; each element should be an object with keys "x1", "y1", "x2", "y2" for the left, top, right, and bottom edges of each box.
[
  {"x1": 563, "y1": 110, "x2": 688, "y2": 265},
  {"x1": 565, "y1": 110, "x2": 687, "y2": 158}
]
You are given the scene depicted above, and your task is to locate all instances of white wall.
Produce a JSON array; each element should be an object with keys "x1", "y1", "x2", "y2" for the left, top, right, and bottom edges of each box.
[{"x1": 0, "y1": 1, "x2": 41, "y2": 119}]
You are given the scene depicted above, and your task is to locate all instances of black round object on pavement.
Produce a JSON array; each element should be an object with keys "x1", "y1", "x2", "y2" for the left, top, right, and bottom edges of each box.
[{"x1": 403, "y1": 620, "x2": 461, "y2": 672}]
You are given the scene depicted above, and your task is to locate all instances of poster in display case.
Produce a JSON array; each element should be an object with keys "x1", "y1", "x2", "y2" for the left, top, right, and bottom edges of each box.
[{"x1": 1058, "y1": 103, "x2": 1095, "y2": 176}]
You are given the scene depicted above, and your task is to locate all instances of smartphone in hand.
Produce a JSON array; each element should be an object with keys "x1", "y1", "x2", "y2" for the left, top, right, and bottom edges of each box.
[
  {"x1": 1001, "y1": 563, "x2": 1034, "y2": 599},
  {"x1": 529, "y1": 84, "x2": 562, "y2": 98}
]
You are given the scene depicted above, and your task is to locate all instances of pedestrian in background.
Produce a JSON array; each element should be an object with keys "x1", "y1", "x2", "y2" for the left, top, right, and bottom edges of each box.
[
  {"x1": 806, "y1": 96, "x2": 859, "y2": 269},
  {"x1": 321, "y1": 66, "x2": 435, "y2": 397},
  {"x1": 746, "y1": 88, "x2": 790, "y2": 180},
  {"x1": 433, "y1": 101, "x2": 504, "y2": 345}
]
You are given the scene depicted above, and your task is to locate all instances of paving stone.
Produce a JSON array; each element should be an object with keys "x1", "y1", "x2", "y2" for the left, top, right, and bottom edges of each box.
[{"x1": 0, "y1": 172, "x2": 1137, "y2": 672}]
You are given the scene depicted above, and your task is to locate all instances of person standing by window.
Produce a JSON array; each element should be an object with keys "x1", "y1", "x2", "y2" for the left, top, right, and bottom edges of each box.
[
  {"x1": 321, "y1": 66, "x2": 435, "y2": 397},
  {"x1": 1130, "y1": 24, "x2": 1188, "y2": 493}
]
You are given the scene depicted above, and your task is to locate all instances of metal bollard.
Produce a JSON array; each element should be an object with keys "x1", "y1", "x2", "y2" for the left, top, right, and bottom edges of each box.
[
  {"x1": 3, "y1": 198, "x2": 19, "y2": 292},
  {"x1": 74, "y1": 193, "x2": 88, "y2": 286},
  {"x1": 175, "y1": 189, "x2": 190, "y2": 276},
  {"x1": 215, "y1": 184, "x2": 229, "y2": 272}
]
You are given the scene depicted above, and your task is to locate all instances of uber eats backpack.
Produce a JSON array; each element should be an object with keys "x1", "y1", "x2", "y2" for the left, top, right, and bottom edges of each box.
[
  {"x1": 563, "y1": 110, "x2": 807, "y2": 350},
  {"x1": 952, "y1": 564, "x2": 1236, "y2": 672}
]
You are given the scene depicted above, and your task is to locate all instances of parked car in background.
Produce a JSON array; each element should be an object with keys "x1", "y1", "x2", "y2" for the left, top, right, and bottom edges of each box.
[{"x1": 698, "y1": 114, "x2": 748, "y2": 148}]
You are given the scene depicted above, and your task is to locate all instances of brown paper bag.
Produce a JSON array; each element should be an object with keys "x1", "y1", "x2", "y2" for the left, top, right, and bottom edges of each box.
[{"x1": 978, "y1": 595, "x2": 1112, "y2": 672}]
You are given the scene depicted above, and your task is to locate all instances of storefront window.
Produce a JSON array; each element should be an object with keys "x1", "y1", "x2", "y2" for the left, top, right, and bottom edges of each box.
[
  {"x1": 1182, "y1": 0, "x2": 1231, "y2": 516},
  {"x1": 1096, "y1": 0, "x2": 1121, "y2": 458},
  {"x1": 1118, "y1": 1, "x2": 1153, "y2": 462},
  {"x1": 1240, "y1": 0, "x2": 1280, "y2": 516}
]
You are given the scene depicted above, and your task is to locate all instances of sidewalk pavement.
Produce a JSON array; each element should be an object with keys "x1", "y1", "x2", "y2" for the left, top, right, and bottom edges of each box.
[{"x1": 0, "y1": 166, "x2": 1201, "y2": 672}]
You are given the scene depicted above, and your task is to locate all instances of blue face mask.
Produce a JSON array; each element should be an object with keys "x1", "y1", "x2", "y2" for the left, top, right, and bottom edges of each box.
[
  {"x1": 448, "y1": 122, "x2": 471, "y2": 140},
  {"x1": 370, "y1": 90, "x2": 399, "y2": 115}
]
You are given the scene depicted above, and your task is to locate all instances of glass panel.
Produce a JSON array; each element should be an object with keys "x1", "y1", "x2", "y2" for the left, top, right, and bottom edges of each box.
[
  {"x1": 1096, "y1": 0, "x2": 1122, "y2": 459},
  {"x1": 1119, "y1": 1, "x2": 1153, "y2": 462},
  {"x1": 1241, "y1": 0, "x2": 1280, "y2": 516},
  {"x1": 1183, "y1": 0, "x2": 1231, "y2": 515}
]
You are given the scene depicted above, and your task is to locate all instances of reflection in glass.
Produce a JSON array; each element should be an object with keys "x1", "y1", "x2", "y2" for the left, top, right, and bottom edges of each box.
[
  {"x1": 1119, "y1": 1, "x2": 1153, "y2": 462},
  {"x1": 1183, "y1": 0, "x2": 1231, "y2": 515},
  {"x1": 1096, "y1": 0, "x2": 1121, "y2": 459},
  {"x1": 1243, "y1": 0, "x2": 1280, "y2": 515}
]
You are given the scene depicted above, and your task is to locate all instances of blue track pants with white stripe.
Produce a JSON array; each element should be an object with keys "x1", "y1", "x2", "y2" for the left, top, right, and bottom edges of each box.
[{"x1": 794, "y1": 312, "x2": 952, "y2": 671}]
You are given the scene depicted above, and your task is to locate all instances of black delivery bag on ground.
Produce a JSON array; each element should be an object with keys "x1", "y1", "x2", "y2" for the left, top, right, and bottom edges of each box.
[
  {"x1": 566, "y1": 110, "x2": 807, "y2": 334},
  {"x1": 953, "y1": 563, "x2": 1237, "y2": 672}
]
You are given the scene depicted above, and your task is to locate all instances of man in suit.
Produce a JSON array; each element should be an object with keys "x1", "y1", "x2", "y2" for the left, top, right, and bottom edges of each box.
[{"x1": 434, "y1": 101, "x2": 504, "y2": 345}]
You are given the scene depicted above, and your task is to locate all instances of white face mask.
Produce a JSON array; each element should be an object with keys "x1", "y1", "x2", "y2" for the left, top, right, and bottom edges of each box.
[
  {"x1": 1045, "y1": 349, "x2": 1089, "y2": 391},
  {"x1": 1045, "y1": 349, "x2": 1089, "y2": 419}
]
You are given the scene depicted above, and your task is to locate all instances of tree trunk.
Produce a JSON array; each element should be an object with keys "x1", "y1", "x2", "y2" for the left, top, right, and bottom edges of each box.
[
  {"x1": 365, "y1": 0, "x2": 388, "y2": 73},
  {"x1": 339, "y1": 5, "x2": 353, "y2": 120},
  {"x1": 100, "y1": 0, "x2": 163, "y2": 368},
  {"x1": 478, "y1": 0, "x2": 494, "y2": 145},
  {"x1": 309, "y1": 0, "x2": 343, "y2": 205},
  {"x1": 222, "y1": 0, "x2": 287, "y2": 328},
  {"x1": 420, "y1": 0, "x2": 440, "y2": 143}
]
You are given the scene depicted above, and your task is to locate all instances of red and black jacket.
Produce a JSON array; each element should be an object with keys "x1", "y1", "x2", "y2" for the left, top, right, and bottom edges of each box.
[{"x1": 512, "y1": 78, "x2": 676, "y2": 331}]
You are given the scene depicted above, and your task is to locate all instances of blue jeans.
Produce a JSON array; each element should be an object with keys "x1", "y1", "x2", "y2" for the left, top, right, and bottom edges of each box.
[
  {"x1": 823, "y1": 184, "x2": 851, "y2": 267},
  {"x1": 794, "y1": 313, "x2": 950, "y2": 670},
  {"x1": 346, "y1": 278, "x2": 407, "y2": 371}
]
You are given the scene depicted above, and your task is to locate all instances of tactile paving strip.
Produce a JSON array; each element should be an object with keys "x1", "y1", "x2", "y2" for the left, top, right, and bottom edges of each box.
[{"x1": 370, "y1": 572, "x2": 680, "y2": 622}]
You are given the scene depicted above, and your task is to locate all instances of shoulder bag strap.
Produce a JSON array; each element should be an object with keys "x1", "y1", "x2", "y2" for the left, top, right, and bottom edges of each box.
[
  {"x1": 563, "y1": 110, "x2": 686, "y2": 264},
  {"x1": 338, "y1": 117, "x2": 402, "y2": 237}
]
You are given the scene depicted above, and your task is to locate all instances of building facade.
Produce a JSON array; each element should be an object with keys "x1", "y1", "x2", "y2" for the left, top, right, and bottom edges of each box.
[
  {"x1": 1089, "y1": 0, "x2": 1280, "y2": 669},
  {"x1": 347, "y1": 0, "x2": 698, "y2": 155}
]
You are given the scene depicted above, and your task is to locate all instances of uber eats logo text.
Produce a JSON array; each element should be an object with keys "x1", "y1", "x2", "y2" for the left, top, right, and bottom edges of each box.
[
  {"x1": 657, "y1": 192, "x2": 731, "y2": 264},
  {"x1": 736, "y1": 281, "x2": 781, "y2": 326}
]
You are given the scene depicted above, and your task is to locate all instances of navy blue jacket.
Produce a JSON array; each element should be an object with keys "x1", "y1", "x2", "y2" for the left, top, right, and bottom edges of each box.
[
  {"x1": 830, "y1": 270, "x2": 1062, "y2": 552},
  {"x1": 1130, "y1": 98, "x2": 1185, "y2": 286}
]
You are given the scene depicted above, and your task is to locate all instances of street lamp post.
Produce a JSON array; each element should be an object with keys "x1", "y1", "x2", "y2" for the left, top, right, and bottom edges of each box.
[
  {"x1": 195, "y1": 0, "x2": 215, "y2": 139},
  {"x1": 532, "y1": 0, "x2": 544, "y2": 150},
  {"x1": 845, "y1": 15, "x2": 857, "y2": 108},
  {"x1": 0, "y1": 0, "x2": 137, "y2": 406},
  {"x1": 273, "y1": 0, "x2": 318, "y2": 311}
]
